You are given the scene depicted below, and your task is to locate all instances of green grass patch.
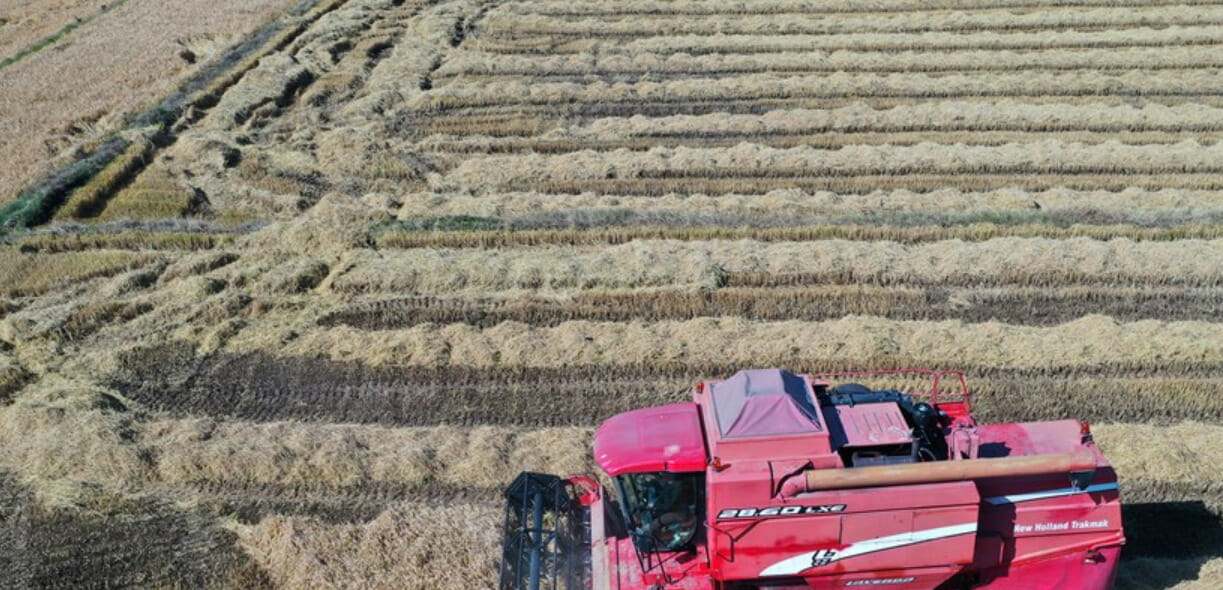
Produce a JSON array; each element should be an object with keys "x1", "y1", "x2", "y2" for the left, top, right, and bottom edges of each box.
[
  {"x1": 0, "y1": 250, "x2": 157, "y2": 296},
  {"x1": 95, "y1": 162, "x2": 203, "y2": 221},
  {"x1": 54, "y1": 136, "x2": 155, "y2": 221},
  {"x1": 0, "y1": 138, "x2": 129, "y2": 233}
]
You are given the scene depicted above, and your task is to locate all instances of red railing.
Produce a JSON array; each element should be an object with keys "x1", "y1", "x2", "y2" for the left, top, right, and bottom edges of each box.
[{"x1": 805, "y1": 368, "x2": 971, "y2": 411}]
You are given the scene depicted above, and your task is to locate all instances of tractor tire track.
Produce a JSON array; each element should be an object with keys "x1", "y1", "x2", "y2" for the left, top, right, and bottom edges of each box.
[
  {"x1": 318, "y1": 287, "x2": 1223, "y2": 328},
  {"x1": 0, "y1": 473, "x2": 270, "y2": 590},
  {"x1": 108, "y1": 344, "x2": 1223, "y2": 427}
]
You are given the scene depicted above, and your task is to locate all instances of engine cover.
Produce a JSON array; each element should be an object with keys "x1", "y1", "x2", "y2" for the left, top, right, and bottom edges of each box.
[{"x1": 825, "y1": 402, "x2": 914, "y2": 449}]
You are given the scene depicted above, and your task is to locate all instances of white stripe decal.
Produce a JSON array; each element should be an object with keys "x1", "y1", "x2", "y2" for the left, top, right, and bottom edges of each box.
[
  {"x1": 759, "y1": 522, "x2": 978, "y2": 577},
  {"x1": 983, "y1": 482, "x2": 1119, "y2": 506}
]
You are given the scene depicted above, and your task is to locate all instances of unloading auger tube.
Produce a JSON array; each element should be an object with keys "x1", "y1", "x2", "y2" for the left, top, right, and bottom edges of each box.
[{"x1": 777, "y1": 449, "x2": 1100, "y2": 496}]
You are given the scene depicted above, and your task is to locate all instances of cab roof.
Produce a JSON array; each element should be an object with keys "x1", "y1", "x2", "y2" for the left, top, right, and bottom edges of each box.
[
  {"x1": 696, "y1": 369, "x2": 834, "y2": 463},
  {"x1": 709, "y1": 368, "x2": 823, "y2": 438},
  {"x1": 593, "y1": 402, "x2": 707, "y2": 476}
]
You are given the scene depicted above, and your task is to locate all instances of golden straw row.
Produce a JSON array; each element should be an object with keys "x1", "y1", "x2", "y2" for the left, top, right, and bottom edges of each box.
[
  {"x1": 497, "y1": 0, "x2": 1218, "y2": 17},
  {"x1": 478, "y1": 6, "x2": 1223, "y2": 37},
  {"x1": 400, "y1": 188, "x2": 1223, "y2": 218},
  {"x1": 329, "y1": 238, "x2": 1223, "y2": 294},
  {"x1": 514, "y1": 26, "x2": 1223, "y2": 55},
  {"x1": 436, "y1": 47, "x2": 1223, "y2": 77},
  {"x1": 240, "y1": 316, "x2": 1223, "y2": 369},
  {"x1": 434, "y1": 141, "x2": 1223, "y2": 191},
  {"x1": 0, "y1": 404, "x2": 590, "y2": 490},
  {"x1": 419, "y1": 101, "x2": 1223, "y2": 139},
  {"x1": 412, "y1": 70, "x2": 1223, "y2": 110}
]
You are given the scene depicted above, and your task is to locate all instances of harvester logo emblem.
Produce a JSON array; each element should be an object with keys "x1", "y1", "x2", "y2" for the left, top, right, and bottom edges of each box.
[
  {"x1": 716, "y1": 504, "x2": 847, "y2": 519},
  {"x1": 810, "y1": 549, "x2": 839, "y2": 567}
]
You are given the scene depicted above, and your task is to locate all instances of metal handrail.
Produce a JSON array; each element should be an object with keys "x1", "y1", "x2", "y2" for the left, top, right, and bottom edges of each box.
[{"x1": 704, "y1": 521, "x2": 735, "y2": 562}]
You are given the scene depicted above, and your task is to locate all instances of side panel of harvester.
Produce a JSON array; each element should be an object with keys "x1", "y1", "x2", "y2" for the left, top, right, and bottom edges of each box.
[
  {"x1": 974, "y1": 471, "x2": 1124, "y2": 588},
  {"x1": 708, "y1": 480, "x2": 980, "y2": 587}
]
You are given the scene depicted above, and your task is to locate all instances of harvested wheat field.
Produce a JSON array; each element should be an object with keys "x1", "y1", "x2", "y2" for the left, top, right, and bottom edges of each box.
[
  {"x1": 0, "y1": 0, "x2": 308, "y2": 204},
  {"x1": 1, "y1": 0, "x2": 1223, "y2": 588}
]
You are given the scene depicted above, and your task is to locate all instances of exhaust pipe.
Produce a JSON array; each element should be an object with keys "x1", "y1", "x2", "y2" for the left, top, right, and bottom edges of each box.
[{"x1": 779, "y1": 450, "x2": 1098, "y2": 496}]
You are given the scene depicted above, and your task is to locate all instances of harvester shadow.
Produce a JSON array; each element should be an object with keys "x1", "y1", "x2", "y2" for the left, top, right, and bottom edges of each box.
[{"x1": 1117, "y1": 501, "x2": 1223, "y2": 588}]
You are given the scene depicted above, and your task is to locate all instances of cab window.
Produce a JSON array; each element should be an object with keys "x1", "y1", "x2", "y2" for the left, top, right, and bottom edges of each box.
[{"x1": 616, "y1": 472, "x2": 702, "y2": 553}]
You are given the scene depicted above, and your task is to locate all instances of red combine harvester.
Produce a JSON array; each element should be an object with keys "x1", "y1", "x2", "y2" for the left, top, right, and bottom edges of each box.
[{"x1": 500, "y1": 369, "x2": 1125, "y2": 590}]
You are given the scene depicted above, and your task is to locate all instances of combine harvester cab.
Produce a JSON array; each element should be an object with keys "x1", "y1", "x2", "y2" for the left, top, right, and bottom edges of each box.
[{"x1": 500, "y1": 369, "x2": 1124, "y2": 590}]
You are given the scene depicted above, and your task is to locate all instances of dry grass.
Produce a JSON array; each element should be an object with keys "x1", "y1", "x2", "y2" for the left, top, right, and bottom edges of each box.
[
  {"x1": 434, "y1": 141, "x2": 1223, "y2": 193},
  {"x1": 267, "y1": 316, "x2": 1223, "y2": 369},
  {"x1": 0, "y1": 380, "x2": 593, "y2": 504},
  {"x1": 237, "y1": 501, "x2": 502, "y2": 590},
  {"x1": 148, "y1": 420, "x2": 592, "y2": 489},
  {"x1": 116, "y1": 341, "x2": 1223, "y2": 429},
  {"x1": 482, "y1": 25, "x2": 1223, "y2": 55},
  {"x1": 438, "y1": 46, "x2": 1223, "y2": 77},
  {"x1": 500, "y1": 0, "x2": 1223, "y2": 17},
  {"x1": 0, "y1": 380, "x2": 155, "y2": 486},
  {"x1": 329, "y1": 238, "x2": 1223, "y2": 295},
  {"x1": 1096, "y1": 422, "x2": 1223, "y2": 494},
  {"x1": 0, "y1": 0, "x2": 108, "y2": 64},
  {"x1": 4, "y1": 0, "x2": 1223, "y2": 586},
  {"x1": 413, "y1": 70, "x2": 1223, "y2": 111},
  {"x1": 53, "y1": 135, "x2": 156, "y2": 220},
  {"x1": 423, "y1": 130, "x2": 1223, "y2": 155},
  {"x1": 53, "y1": 300, "x2": 153, "y2": 341},
  {"x1": 199, "y1": 54, "x2": 316, "y2": 132},
  {"x1": 93, "y1": 161, "x2": 203, "y2": 222},
  {"x1": 559, "y1": 102, "x2": 1223, "y2": 138},
  {"x1": 10, "y1": 231, "x2": 228, "y2": 253},
  {"x1": 398, "y1": 188, "x2": 1223, "y2": 219},
  {"x1": 0, "y1": 249, "x2": 156, "y2": 296},
  {"x1": 157, "y1": 251, "x2": 240, "y2": 283},
  {"x1": 0, "y1": 0, "x2": 302, "y2": 203},
  {"x1": 453, "y1": 173, "x2": 1223, "y2": 196},
  {"x1": 420, "y1": 98, "x2": 1223, "y2": 151},
  {"x1": 375, "y1": 223, "x2": 1223, "y2": 248},
  {"x1": 320, "y1": 285, "x2": 1223, "y2": 328},
  {"x1": 186, "y1": 0, "x2": 355, "y2": 113},
  {"x1": 479, "y1": 7, "x2": 1223, "y2": 37},
  {"x1": 0, "y1": 354, "x2": 31, "y2": 401}
]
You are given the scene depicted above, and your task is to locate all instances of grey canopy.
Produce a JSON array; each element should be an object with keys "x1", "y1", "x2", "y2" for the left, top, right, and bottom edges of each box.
[{"x1": 709, "y1": 369, "x2": 822, "y2": 439}]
